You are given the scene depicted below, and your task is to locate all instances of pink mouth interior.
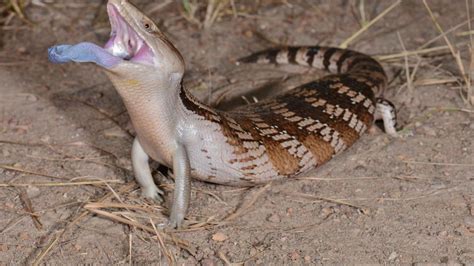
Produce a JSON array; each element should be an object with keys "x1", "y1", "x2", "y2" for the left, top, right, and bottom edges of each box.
[{"x1": 104, "y1": 4, "x2": 153, "y2": 65}]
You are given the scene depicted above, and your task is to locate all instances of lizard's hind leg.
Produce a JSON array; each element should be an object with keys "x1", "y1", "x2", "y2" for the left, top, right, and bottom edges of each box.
[{"x1": 375, "y1": 98, "x2": 398, "y2": 137}]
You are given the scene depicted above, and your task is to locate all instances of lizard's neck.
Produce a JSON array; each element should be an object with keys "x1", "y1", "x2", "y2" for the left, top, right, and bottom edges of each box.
[{"x1": 106, "y1": 67, "x2": 186, "y2": 166}]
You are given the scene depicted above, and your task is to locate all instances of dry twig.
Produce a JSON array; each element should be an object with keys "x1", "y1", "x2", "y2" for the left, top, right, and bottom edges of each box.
[{"x1": 340, "y1": 0, "x2": 401, "y2": 48}]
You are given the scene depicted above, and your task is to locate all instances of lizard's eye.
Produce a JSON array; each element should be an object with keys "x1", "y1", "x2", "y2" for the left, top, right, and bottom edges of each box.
[{"x1": 142, "y1": 21, "x2": 153, "y2": 32}]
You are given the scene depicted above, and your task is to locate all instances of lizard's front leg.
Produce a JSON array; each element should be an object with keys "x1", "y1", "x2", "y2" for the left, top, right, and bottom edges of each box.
[
  {"x1": 132, "y1": 138, "x2": 164, "y2": 201},
  {"x1": 169, "y1": 143, "x2": 191, "y2": 228}
]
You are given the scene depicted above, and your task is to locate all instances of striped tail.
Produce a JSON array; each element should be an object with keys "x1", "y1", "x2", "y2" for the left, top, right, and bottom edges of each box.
[{"x1": 238, "y1": 46, "x2": 387, "y2": 97}]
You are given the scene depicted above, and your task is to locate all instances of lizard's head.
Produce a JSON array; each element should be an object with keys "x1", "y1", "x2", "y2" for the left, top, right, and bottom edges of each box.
[
  {"x1": 105, "y1": 0, "x2": 184, "y2": 74},
  {"x1": 48, "y1": 0, "x2": 185, "y2": 89}
]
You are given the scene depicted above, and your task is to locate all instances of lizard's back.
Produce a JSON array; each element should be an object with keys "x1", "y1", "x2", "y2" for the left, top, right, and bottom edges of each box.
[{"x1": 177, "y1": 46, "x2": 392, "y2": 186}]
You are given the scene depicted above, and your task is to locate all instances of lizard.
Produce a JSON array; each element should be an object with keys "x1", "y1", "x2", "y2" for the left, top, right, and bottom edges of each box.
[{"x1": 48, "y1": 0, "x2": 398, "y2": 228}]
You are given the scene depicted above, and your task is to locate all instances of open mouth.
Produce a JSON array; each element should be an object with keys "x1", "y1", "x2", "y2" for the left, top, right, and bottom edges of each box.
[{"x1": 104, "y1": 3, "x2": 153, "y2": 65}]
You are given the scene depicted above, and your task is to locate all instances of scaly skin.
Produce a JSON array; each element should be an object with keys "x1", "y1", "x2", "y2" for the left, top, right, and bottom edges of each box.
[{"x1": 48, "y1": 0, "x2": 397, "y2": 228}]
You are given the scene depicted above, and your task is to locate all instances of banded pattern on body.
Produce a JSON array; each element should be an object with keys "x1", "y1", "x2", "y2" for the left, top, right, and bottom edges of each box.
[{"x1": 180, "y1": 46, "x2": 391, "y2": 184}]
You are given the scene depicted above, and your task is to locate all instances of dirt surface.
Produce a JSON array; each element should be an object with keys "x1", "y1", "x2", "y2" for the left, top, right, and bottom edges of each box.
[{"x1": 1, "y1": 0, "x2": 473, "y2": 264}]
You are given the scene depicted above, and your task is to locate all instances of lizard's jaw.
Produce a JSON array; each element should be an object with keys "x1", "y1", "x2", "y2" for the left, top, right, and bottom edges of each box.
[{"x1": 104, "y1": 3, "x2": 153, "y2": 65}]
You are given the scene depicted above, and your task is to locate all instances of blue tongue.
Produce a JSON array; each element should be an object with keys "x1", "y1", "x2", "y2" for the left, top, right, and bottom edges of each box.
[{"x1": 48, "y1": 42, "x2": 122, "y2": 69}]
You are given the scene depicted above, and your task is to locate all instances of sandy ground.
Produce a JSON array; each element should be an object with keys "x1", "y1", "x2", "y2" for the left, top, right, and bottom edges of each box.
[{"x1": 0, "y1": 0, "x2": 473, "y2": 264}]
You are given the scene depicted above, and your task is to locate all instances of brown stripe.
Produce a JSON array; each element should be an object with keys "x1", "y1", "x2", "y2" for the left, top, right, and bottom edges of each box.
[
  {"x1": 323, "y1": 47, "x2": 338, "y2": 71},
  {"x1": 280, "y1": 85, "x2": 363, "y2": 147},
  {"x1": 235, "y1": 116, "x2": 300, "y2": 176},
  {"x1": 302, "y1": 134, "x2": 334, "y2": 164},
  {"x1": 257, "y1": 98, "x2": 336, "y2": 164},
  {"x1": 347, "y1": 57, "x2": 382, "y2": 73},
  {"x1": 179, "y1": 85, "x2": 218, "y2": 121},
  {"x1": 306, "y1": 46, "x2": 321, "y2": 66},
  {"x1": 336, "y1": 50, "x2": 356, "y2": 73},
  {"x1": 238, "y1": 49, "x2": 279, "y2": 64},
  {"x1": 287, "y1": 47, "x2": 299, "y2": 64}
]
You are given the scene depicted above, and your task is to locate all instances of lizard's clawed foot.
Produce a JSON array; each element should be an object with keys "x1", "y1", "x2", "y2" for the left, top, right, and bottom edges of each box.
[
  {"x1": 156, "y1": 215, "x2": 184, "y2": 229},
  {"x1": 141, "y1": 185, "x2": 164, "y2": 203}
]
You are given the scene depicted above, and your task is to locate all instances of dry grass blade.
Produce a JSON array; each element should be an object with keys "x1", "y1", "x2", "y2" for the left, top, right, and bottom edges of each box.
[
  {"x1": 31, "y1": 182, "x2": 137, "y2": 265},
  {"x1": 203, "y1": 0, "x2": 229, "y2": 29},
  {"x1": 0, "y1": 140, "x2": 123, "y2": 161},
  {"x1": 161, "y1": 183, "x2": 227, "y2": 205},
  {"x1": 340, "y1": 0, "x2": 401, "y2": 48},
  {"x1": 467, "y1": 0, "x2": 474, "y2": 105},
  {"x1": 19, "y1": 188, "x2": 43, "y2": 230},
  {"x1": 297, "y1": 176, "x2": 382, "y2": 181},
  {"x1": 32, "y1": 229, "x2": 63, "y2": 266},
  {"x1": 376, "y1": 45, "x2": 453, "y2": 61},
  {"x1": 218, "y1": 250, "x2": 243, "y2": 266},
  {"x1": 0, "y1": 179, "x2": 123, "y2": 187},
  {"x1": 0, "y1": 215, "x2": 27, "y2": 234},
  {"x1": 414, "y1": 78, "x2": 458, "y2": 86},
  {"x1": 128, "y1": 232, "x2": 132, "y2": 265},
  {"x1": 0, "y1": 164, "x2": 70, "y2": 180},
  {"x1": 194, "y1": 188, "x2": 227, "y2": 205},
  {"x1": 148, "y1": 0, "x2": 173, "y2": 14},
  {"x1": 84, "y1": 202, "x2": 164, "y2": 213},
  {"x1": 402, "y1": 160, "x2": 474, "y2": 167},
  {"x1": 224, "y1": 182, "x2": 271, "y2": 222},
  {"x1": 419, "y1": 18, "x2": 474, "y2": 50},
  {"x1": 84, "y1": 206, "x2": 194, "y2": 254},
  {"x1": 290, "y1": 192, "x2": 369, "y2": 214},
  {"x1": 181, "y1": 0, "x2": 202, "y2": 26},
  {"x1": 397, "y1": 31, "x2": 415, "y2": 99},
  {"x1": 358, "y1": 0, "x2": 367, "y2": 26},
  {"x1": 150, "y1": 218, "x2": 175, "y2": 264},
  {"x1": 422, "y1": 0, "x2": 471, "y2": 105},
  {"x1": 351, "y1": 186, "x2": 461, "y2": 202},
  {"x1": 2, "y1": 0, "x2": 33, "y2": 26}
]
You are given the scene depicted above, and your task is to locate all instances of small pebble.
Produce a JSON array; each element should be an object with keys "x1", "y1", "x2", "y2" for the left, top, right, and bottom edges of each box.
[
  {"x1": 267, "y1": 213, "x2": 281, "y2": 223},
  {"x1": 26, "y1": 94, "x2": 38, "y2": 102},
  {"x1": 202, "y1": 247, "x2": 213, "y2": 256},
  {"x1": 289, "y1": 251, "x2": 300, "y2": 261},
  {"x1": 438, "y1": 231, "x2": 448, "y2": 237},
  {"x1": 249, "y1": 247, "x2": 258, "y2": 256},
  {"x1": 300, "y1": 184, "x2": 313, "y2": 193},
  {"x1": 421, "y1": 126, "x2": 437, "y2": 137},
  {"x1": 26, "y1": 186, "x2": 40, "y2": 198},
  {"x1": 430, "y1": 180, "x2": 446, "y2": 190},
  {"x1": 354, "y1": 164, "x2": 367, "y2": 172},
  {"x1": 40, "y1": 135, "x2": 50, "y2": 143},
  {"x1": 388, "y1": 251, "x2": 398, "y2": 261},
  {"x1": 440, "y1": 256, "x2": 449, "y2": 263},
  {"x1": 304, "y1": 255, "x2": 311, "y2": 262},
  {"x1": 464, "y1": 216, "x2": 474, "y2": 232},
  {"x1": 201, "y1": 258, "x2": 217, "y2": 266},
  {"x1": 17, "y1": 47, "x2": 27, "y2": 53},
  {"x1": 320, "y1": 207, "x2": 333, "y2": 219},
  {"x1": 211, "y1": 232, "x2": 228, "y2": 242},
  {"x1": 19, "y1": 232, "x2": 30, "y2": 241}
]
